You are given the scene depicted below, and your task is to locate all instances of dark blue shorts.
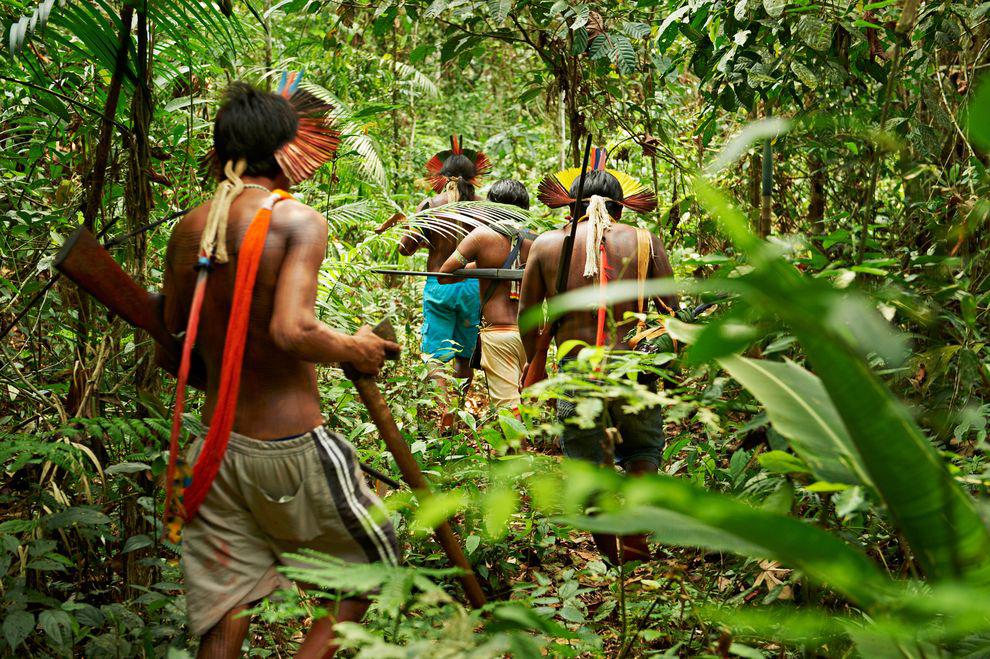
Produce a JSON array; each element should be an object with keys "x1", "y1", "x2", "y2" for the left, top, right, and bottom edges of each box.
[
  {"x1": 556, "y1": 397, "x2": 665, "y2": 469},
  {"x1": 421, "y1": 277, "x2": 480, "y2": 361}
]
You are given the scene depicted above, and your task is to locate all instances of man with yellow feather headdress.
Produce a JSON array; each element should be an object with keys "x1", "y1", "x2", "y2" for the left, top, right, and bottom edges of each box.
[{"x1": 519, "y1": 150, "x2": 678, "y2": 564}]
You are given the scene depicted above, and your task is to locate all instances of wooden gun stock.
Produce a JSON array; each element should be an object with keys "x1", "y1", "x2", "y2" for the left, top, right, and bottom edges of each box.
[{"x1": 54, "y1": 226, "x2": 204, "y2": 387}]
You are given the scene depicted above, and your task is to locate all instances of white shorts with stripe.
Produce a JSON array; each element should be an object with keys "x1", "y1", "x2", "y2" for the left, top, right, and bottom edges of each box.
[{"x1": 181, "y1": 426, "x2": 398, "y2": 637}]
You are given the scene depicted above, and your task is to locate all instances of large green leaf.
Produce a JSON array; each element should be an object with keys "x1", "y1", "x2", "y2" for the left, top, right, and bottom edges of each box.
[
  {"x1": 718, "y1": 355, "x2": 870, "y2": 487},
  {"x1": 558, "y1": 464, "x2": 894, "y2": 608},
  {"x1": 693, "y1": 177, "x2": 990, "y2": 584}
]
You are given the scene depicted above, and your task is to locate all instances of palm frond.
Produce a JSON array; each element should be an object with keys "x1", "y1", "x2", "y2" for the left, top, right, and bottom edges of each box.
[
  {"x1": 387, "y1": 200, "x2": 535, "y2": 245},
  {"x1": 8, "y1": 0, "x2": 58, "y2": 54},
  {"x1": 325, "y1": 200, "x2": 377, "y2": 233},
  {"x1": 301, "y1": 82, "x2": 388, "y2": 188},
  {"x1": 9, "y1": 0, "x2": 242, "y2": 63},
  {"x1": 391, "y1": 60, "x2": 440, "y2": 98}
]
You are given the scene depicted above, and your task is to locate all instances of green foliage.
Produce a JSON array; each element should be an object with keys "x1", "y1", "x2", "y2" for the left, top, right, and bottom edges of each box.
[{"x1": 2, "y1": 0, "x2": 989, "y2": 655}]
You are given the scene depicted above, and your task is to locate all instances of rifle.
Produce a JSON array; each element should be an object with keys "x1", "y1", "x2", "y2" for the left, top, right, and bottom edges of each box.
[
  {"x1": 54, "y1": 226, "x2": 207, "y2": 389},
  {"x1": 522, "y1": 135, "x2": 594, "y2": 388},
  {"x1": 372, "y1": 267, "x2": 523, "y2": 281},
  {"x1": 343, "y1": 321, "x2": 488, "y2": 609}
]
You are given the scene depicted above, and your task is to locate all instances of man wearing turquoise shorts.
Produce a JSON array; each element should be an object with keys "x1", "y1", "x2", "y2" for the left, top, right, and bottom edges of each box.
[
  {"x1": 399, "y1": 137, "x2": 489, "y2": 429},
  {"x1": 421, "y1": 276, "x2": 480, "y2": 365}
]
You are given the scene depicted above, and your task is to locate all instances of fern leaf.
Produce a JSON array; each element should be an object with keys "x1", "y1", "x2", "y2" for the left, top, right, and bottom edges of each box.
[
  {"x1": 391, "y1": 60, "x2": 440, "y2": 97},
  {"x1": 301, "y1": 82, "x2": 389, "y2": 187}
]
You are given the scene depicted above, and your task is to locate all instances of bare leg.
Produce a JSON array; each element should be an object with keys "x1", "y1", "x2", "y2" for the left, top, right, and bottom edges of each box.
[
  {"x1": 197, "y1": 604, "x2": 251, "y2": 659},
  {"x1": 619, "y1": 460, "x2": 658, "y2": 562},
  {"x1": 434, "y1": 357, "x2": 473, "y2": 432},
  {"x1": 294, "y1": 598, "x2": 370, "y2": 659},
  {"x1": 591, "y1": 532, "x2": 621, "y2": 564},
  {"x1": 453, "y1": 356, "x2": 473, "y2": 385}
]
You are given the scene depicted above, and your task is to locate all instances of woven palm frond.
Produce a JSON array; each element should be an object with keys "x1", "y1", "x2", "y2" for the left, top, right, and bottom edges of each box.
[{"x1": 373, "y1": 201, "x2": 533, "y2": 248}]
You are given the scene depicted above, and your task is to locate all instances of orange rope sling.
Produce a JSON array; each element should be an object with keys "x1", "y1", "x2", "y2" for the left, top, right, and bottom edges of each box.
[{"x1": 163, "y1": 184, "x2": 293, "y2": 540}]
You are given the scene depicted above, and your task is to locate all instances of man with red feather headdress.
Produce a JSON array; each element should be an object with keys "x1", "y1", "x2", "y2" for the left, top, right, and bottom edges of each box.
[
  {"x1": 519, "y1": 152, "x2": 678, "y2": 565},
  {"x1": 398, "y1": 136, "x2": 491, "y2": 430},
  {"x1": 158, "y1": 76, "x2": 400, "y2": 658}
]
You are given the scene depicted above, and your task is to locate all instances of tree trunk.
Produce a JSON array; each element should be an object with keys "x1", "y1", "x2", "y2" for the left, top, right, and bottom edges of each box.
[
  {"x1": 66, "y1": 5, "x2": 133, "y2": 418},
  {"x1": 121, "y1": 6, "x2": 157, "y2": 594},
  {"x1": 562, "y1": 54, "x2": 585, "y2": 166},
  {"x1": 746, "y1": 108, "x2": 761, "y2": 233},
  {"x1": 759, "y1": 137, "x2": 773, "y2": 239},
  {"x1": 808, "y1": 151, "x2": 825, "y2": 242},
  {"x1": 748, "y1": 149, "x2": 761, "y2": 232}
]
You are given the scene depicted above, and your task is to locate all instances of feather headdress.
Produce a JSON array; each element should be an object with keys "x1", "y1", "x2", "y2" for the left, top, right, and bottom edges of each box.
[
  {"x1": 537, "y1": 147, "x2": 657, "y2": 214},
  {"x1": 424, "y1": 135, "x2": 491, "y2": 194},
  {"x1": 206, "y1": 71, "x2": 341, "y2": 185}
]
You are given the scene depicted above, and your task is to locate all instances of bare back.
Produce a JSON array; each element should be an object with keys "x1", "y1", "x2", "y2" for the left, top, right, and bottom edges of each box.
[
  {"x1": 163, "y1": 190, "x2": 323, "y2": 439},
  {"x1": 440, "y1": 226, "x2": 532, "y2": 325},
  {"x1": 523, "y1": 221, "x2": 676, "y2": 350}
]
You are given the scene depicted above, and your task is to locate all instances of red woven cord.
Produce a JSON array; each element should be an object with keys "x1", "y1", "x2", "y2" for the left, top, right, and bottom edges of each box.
[
  {"x1": 596, "y1": 245, "x2": 609, "y2": 348},
  {"x1": 181, "y1": 190, "x2": 292, "y2": 520},
  {"x1": 162, "y1": 268, "x2": 208, "y2": 525}
]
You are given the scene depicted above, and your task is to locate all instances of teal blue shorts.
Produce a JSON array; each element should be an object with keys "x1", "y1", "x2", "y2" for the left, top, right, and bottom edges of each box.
[{"x1": 421, "y1": 277, "x2": 480, "y2": 362}]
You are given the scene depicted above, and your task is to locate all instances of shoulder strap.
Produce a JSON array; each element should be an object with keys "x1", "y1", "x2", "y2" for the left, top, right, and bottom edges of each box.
[
  {"x1": 479, "y1": 233, "x2": 525, "y2": 310},
  {"x1": 635, "y1": 227, "x2": 651, "y2": 320}
]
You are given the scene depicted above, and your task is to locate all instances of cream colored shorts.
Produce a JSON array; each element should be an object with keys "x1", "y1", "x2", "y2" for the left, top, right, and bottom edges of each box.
[
  {"x1": 181, "y1": 425, "x2": 398, "y2": 637},
  {"x1": 479, "y1": 325, "x2": 526, "y2": 410}
]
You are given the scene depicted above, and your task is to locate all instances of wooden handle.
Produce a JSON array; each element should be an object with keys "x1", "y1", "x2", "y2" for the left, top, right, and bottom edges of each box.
[{"x1": 345, "y1": 321, "x2": 487, "y2": 609}]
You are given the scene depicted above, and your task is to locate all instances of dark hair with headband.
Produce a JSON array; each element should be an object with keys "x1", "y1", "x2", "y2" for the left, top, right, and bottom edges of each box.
[
  {"x1": 440, "y1": 154, "x2": 477, "y2": 201},
  {"x1": 569, "y1": 170, "x2": 623, "y2": 219}
]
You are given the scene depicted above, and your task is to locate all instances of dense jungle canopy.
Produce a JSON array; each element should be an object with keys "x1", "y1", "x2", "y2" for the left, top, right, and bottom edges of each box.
[{"x1": 1, "y1": 0, "x2": 990, "y2": 656}]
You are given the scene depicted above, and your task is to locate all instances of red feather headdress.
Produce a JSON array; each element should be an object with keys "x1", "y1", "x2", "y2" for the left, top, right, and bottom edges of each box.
[
  {"x1": 537, "y1": 147, "x2": 657, "y2": 214},
  {"x1": 207, "y1": 71, "x2": 340, "y2": 185},
  {"x1": 424, "y1": 135, "x2": 491, "y2": 194}
]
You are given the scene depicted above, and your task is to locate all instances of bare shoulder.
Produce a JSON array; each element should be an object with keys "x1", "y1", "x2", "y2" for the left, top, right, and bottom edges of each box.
[
  {"x1": 271, "y1": 199, "x2": 327, "y2": 240},
  {"x1": 530, "y1": 229, "x2": 566, "y2": 256},
  {"x1": 469, "y1": 225, "x2": 504, "y2": 244}
]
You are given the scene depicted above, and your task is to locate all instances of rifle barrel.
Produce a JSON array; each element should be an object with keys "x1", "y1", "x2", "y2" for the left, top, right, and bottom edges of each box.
[{"x1": 372, "y1": 267, "x2": 523, "y2": 281}]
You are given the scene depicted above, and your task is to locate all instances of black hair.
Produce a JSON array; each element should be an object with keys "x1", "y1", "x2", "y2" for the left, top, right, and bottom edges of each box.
[
  {"x1": 440, "y1": 153, "x2": 476, "y2": 201},
  {"x1": 486, "y1": 179, "x2": 530, "y2": 210},
  {"x1": 569, "y1": 169, "x2": 623, "y2": 219},
  {"x1": 213, "y1": 82, "x2": 298, "y2": 179}
]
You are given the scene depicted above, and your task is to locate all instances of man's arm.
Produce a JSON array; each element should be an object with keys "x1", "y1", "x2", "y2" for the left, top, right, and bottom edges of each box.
[
  {"x1": 397, "y1": 198, "x2": 431, "y2": 256},
  {"x1": 649, "y1": 233, "x2": 679, "y2": 313},
  {"x1": 518, "y1": 235, "x2": 550, "y2": 361},
  {"x1": 436, "y1": 229, "x2": 482, "y2": 284},
  {"x1": 270, "y1": 202, "x2": 399, "y2": 375}
]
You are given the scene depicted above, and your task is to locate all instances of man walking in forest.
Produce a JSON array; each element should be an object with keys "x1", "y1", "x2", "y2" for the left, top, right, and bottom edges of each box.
[
  {"x1": 158, "y1": 80, "x2": 400, "y2": 658},
  {"x1": 398, "y1": 136, "x2": 491, "y2": 430},
  {"x1": 436, "y1": 179, "x2": 534, "y2": 413},
  {"x1": 518, "y1": 165, "x2": 677, "y2": 564}
]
